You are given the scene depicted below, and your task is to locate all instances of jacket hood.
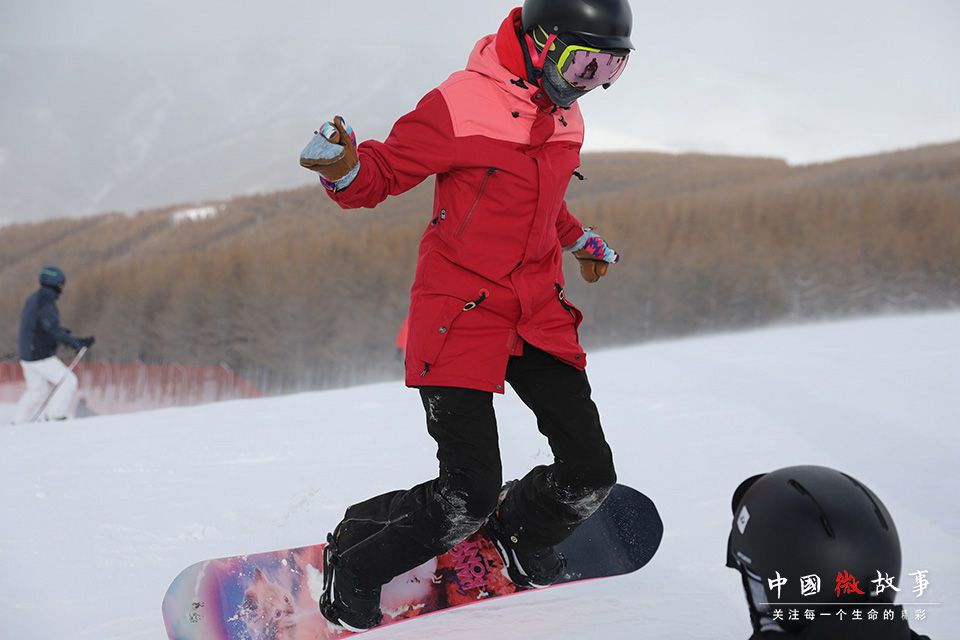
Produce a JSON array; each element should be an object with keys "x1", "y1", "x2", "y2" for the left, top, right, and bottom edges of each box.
[
  {"x1": 465, "y1": 8, "x2": 556, "y2": 110},
  {"x1": 494, "y1": 7, "x2": 529, "y2": 80},
  {"x1": 464, "y1": 8, "x2": 527, "y2": 84}
]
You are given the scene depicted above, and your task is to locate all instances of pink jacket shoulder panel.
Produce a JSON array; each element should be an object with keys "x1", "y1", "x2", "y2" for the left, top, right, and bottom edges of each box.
[
  {"x1": 438, "y1": 34, "x2": 585, "y2": 149},
  {"x1": 438, "y1": 71, "x2": 532, "y2": 145}
]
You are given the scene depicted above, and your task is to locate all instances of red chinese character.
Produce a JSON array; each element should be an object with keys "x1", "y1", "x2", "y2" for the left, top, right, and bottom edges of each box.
[{"x1": 836, "y1": 570, "x2": 866, "y2": 596}]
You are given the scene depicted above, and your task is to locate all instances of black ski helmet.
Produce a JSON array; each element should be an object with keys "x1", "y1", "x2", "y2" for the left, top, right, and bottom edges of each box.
[
  {"x1": 522, "y1": 0, "x2": 635, "y2": 51},
  {"x1": 39, "y1": 265, "x2": 66, "y2": 290},
  {"x1": 727, "y1": 466, "x2": 902, "y2": 632}
]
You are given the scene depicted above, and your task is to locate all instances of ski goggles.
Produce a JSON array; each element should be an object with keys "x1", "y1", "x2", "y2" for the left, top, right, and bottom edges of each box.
[
  {"x1": 556, "y1": 45, "x2": 629, "y2": 91},
  {"x1": 530, "y1": 28, "x2": 630, "y2": 91}
]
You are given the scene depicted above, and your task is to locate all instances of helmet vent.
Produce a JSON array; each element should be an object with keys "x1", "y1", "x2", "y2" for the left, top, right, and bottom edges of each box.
[
  {"x1": 789, "y1": 479, "x2": 836, "y2": 538},
  {"x1": 841, "y1": 473, "x2": 890, "y2": 531}
]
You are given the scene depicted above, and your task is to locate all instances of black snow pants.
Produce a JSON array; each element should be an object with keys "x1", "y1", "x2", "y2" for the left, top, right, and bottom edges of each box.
[{"x1": 333, "y1": 343, "x2": 617, "y2": 586}]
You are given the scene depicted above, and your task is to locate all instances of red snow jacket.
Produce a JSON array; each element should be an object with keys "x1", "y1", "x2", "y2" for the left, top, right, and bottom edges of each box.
[{"x1": 329, "y1": 8, "x2": 589, "y2": 393}]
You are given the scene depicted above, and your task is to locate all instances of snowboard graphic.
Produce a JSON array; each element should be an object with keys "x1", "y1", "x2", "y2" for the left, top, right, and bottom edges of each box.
[{"x1": 162, "y1": 484, "x2": 662, "y2": 639}]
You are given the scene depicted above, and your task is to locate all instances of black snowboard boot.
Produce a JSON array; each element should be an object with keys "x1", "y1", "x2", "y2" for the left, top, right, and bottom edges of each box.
[
  {"x1": 485, "y1": 481, "x2": 567, "y2": 589},
  {"x1": 319, "y1": 532, "x2": 383, "y2": 632}
]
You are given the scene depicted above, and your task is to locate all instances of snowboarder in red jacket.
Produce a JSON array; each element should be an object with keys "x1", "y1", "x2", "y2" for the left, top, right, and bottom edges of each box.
[{"x1": 302, "y1": 1, "x2": 634, "y2": 630}]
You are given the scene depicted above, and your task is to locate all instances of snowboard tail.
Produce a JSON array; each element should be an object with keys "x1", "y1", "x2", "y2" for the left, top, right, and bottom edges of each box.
[{"x1": 162, "y1": 484, "x2": 662, "y2": 639}]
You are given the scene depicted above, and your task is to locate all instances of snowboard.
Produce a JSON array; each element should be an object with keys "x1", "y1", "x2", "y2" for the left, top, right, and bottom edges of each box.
[{"x1": 162, "y1": 483, "x2": 662, "y2": 639}]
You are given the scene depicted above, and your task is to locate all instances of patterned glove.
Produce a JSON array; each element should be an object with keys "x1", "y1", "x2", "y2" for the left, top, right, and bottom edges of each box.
[
  {"x1": 300, "y1": 116, "x2": 360, "y2": 192},
  {"x1": 568, "y1": 229, "x2": 620, "y2": 284}
]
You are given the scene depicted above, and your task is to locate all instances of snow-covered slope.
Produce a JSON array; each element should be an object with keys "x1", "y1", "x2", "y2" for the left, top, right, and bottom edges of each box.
[{"x1": 1, "y1": 313, "x2": 957, "y2": 639}]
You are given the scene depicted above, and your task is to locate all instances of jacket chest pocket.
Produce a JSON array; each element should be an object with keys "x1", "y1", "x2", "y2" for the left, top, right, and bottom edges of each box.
[{"x1": 455, "y1": 168, "x2": 499, "y2": 238}]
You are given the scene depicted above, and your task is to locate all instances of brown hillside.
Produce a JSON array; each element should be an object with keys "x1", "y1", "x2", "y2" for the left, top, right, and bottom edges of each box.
[{"x1": 2, "y1": 144, "x2": 958, "y2": 392}]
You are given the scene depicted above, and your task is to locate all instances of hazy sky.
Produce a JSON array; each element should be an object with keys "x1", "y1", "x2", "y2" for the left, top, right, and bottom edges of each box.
[
  {"x1": 1, "y1": 1, "x2": 958, "y2": 222},
  {"x1": 4, "y1": 0, "x2": 958, "y2": 151}
]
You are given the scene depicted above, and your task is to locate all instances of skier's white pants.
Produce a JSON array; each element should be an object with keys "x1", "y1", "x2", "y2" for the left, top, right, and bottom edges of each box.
[{"x1": 12, "y1": 357, "x2": 78, "y2": 424}]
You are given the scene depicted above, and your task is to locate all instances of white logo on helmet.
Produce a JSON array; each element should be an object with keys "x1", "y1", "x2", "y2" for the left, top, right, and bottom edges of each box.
[{"x1": 737, "y1": 506, "x2": 751, "y2": 534}]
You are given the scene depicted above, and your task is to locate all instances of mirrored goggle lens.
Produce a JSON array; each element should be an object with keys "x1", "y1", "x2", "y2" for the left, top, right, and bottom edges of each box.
[{"x1": 561, "y1": 49, "x2": 629, "y2": 91}]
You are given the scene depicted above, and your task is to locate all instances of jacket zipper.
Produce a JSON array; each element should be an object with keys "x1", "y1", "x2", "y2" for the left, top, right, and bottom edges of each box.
[{"x1": 456, "y1": 168, "x2": 498, "y2": 238}]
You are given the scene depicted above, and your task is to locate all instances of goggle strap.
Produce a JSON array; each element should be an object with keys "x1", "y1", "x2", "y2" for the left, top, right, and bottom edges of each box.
[
  {"x1": 537, "y1": 34, "x2": 557, "y2": 69},
  {"x1": 524, "y1": 32, "x2": 557, "y2": 72}
]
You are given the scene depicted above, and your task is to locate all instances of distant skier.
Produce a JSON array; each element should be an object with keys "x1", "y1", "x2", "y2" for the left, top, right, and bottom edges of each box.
[
  {"x1": 726, "y1": 466, "x2": 932, "y2": 639},
  {"x1": 12, "y1": 266, "x2": 95, "y2": 424},
  {"x1": 301, "y1": 0, "x2": 634, "y2": 631}
]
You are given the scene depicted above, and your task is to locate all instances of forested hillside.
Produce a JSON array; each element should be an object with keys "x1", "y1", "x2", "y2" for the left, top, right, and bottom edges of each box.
[{"x1": 2, "y1": 143, "x2": 958, "y2": 392}]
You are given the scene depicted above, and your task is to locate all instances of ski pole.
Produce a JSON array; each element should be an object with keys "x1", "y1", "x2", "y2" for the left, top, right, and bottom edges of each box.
[{"x1": 31, "y1": 346, "x2": 88, "y2": 423}]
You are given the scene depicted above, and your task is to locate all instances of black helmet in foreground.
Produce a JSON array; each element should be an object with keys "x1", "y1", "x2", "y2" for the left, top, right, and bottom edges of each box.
[
  {"x1": 522, "y1": 0, "x2": 635, "y2": 50},
  {"x1": 727, "y1": 466, "x2": 902, "y2": 634}
]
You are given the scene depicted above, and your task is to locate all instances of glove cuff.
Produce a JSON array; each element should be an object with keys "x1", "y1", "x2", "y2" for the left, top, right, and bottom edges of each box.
[
  {"x1": 320, "y1": 162, "x2": 360, "y2": 192},
  {"x1": 566, "y1": 228, "x2": 592, "y2": 253},
  {"x1": 571, "y1": 230, "x2": 620, "y2": 264}
]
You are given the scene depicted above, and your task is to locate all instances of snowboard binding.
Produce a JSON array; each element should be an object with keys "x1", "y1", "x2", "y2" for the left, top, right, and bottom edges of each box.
[
  {"x1": 484, "y1": 481, "x2": 568, "y2": 589},
  {"x1": 319, "y1": 532, "x2": 383, "y2": 632}
]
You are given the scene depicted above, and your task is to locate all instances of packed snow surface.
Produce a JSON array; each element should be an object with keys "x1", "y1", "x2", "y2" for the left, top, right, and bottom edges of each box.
[{"x1": 1, "y1": 313, "x2": 957, "y2": 639}]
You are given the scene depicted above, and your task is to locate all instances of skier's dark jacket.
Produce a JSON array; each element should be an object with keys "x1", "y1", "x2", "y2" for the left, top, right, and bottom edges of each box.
[
  {"x1": 751, "y1": 608, "x2": 931, "y2": 639},
  {"x1": 18, "y1": 286, "x2": 81, "y2": 361}
]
